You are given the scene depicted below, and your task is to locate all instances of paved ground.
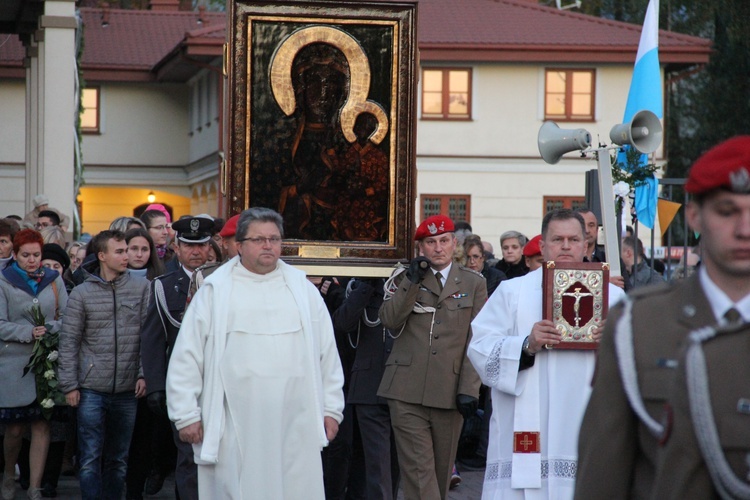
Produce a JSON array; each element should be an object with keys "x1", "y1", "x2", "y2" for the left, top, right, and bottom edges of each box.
[{"x1": 9, "y1": 463, "x2": 485, "y2": 499}]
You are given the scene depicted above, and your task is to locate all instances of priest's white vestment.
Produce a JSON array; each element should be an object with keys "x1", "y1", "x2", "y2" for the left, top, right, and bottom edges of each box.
[
  {"x1": 468, "y1": 267, "x2": 624, "y2": 499},
  {"x1": 166, "y1": 258, "x2": 345, "y2": 500}
]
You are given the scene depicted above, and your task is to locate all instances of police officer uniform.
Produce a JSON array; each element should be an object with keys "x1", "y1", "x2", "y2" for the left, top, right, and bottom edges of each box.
[
  {"x1": 378, "y1": 215, "x2": 487, "y2": 499},
  {"x1": 140, "y1": 216, "x2": 213, "y2": 500}
]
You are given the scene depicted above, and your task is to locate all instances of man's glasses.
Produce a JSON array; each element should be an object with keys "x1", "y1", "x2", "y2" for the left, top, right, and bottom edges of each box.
[{"x1": 238, "y1": 236, "x2": 283, "y2": 246}]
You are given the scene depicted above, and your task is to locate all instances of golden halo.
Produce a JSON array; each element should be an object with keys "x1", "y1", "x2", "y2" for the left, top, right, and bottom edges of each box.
[{"x1": 270, "y1": 25, "x2": 389, "y2": 145}]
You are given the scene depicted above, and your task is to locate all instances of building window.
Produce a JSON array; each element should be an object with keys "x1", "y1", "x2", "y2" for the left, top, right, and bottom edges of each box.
[
  {"x1": 80, "y1": 87, "x2": 100, "y2": 133},
  {"x1": 543, "y1": 196, "x2": 587, "y2": 214},
  {"x1": 421, "y1": 68, "x2": 471, "y2": 120},
  {"x1": 421, "y1": 194, "x2": 471, "y2": 222},
  {"x1": 544, "y1": 69, "x2": 595, "y2": 121}
]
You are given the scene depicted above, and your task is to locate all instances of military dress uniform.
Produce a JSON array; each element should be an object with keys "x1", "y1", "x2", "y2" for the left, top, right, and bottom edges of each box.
[
  {"x1": 652, "y1": 321, "x2": 750, "y2": 499},
  {"x1": 578, "y1": 134, "x2": 750, "y2": 499},
  {"x1": 141, "y1": 268, "x2": 191, "y2": 395},
  {"x1": 575, "y1": 274, "x2": 715, "y2": 499},
  {"x1": 140, "y1": 216, "x2": 213, "y2": 500},
  {"x1": 334, "y1": 278, "x2": 400, "y2": 500},
  {"x1": 378, "y1": 262, "x2": 487, "y2": 499}
]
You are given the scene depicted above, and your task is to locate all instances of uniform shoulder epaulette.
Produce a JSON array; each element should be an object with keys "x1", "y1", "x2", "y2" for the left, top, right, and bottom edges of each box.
[{"x1": 194, "y1": 261, "x2": 222, "y2": 275}]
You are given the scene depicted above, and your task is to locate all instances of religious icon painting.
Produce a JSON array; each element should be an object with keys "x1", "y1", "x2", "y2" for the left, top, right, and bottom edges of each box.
[
  {"x1": 542, "y1": 262, "x2": 610, "y2": 350},
  {"x1": 225, "y1": 0, "x2": 418, "y2": 277}
]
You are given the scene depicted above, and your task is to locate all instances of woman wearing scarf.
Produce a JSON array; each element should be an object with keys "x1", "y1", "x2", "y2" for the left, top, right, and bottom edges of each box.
[{"x1": 0, "y1": 229, "x2": 68, "y2": 500}]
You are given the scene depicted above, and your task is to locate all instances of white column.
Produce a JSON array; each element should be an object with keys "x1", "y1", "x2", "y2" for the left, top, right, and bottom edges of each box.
[{"x1": 25, "y1": 0, "x2": 78, "y2": 220}]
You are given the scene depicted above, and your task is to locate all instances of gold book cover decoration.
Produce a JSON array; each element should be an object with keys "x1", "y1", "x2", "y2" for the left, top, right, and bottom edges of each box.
[{"x1": 542, "y1": 261, "x2": 610, "y2": 350}]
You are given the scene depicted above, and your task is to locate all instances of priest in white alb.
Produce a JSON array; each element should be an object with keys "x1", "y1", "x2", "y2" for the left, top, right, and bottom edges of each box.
[
  {"x1": 468, "y1": 209, "x2": 625, "y2": 499},
  {"x1": 166, "y1": 207, "x2": 344, "y2": 499}
]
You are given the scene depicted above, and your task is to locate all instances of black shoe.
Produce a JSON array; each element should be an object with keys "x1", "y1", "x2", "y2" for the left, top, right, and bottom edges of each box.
[{"x1": 144, "y1": 473, "x2": 165, "y2": 496}]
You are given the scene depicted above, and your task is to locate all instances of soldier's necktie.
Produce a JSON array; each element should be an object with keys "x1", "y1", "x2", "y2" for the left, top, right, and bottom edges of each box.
[{"x1": 435, "y1": 272, "x2": 444, "y2": 291}]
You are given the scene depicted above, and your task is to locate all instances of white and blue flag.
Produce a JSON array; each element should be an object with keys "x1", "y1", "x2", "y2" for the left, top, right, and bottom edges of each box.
[{"x1": 620, "y1": 0, "x2": 662, "y2": 229}]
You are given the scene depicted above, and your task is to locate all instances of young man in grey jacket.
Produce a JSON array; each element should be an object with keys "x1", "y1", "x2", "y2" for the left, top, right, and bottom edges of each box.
[{"x1": 58, "y1": 229, "x2": 150, "y2": 500}]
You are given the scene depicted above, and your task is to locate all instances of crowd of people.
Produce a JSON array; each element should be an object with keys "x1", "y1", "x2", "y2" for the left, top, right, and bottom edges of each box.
[{"x1": 0, "y1": 136, "x2": 748, "y2": 500}]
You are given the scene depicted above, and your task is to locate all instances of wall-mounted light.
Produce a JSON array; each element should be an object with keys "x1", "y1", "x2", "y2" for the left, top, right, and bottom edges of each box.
[{"x1": 147, "y1": 191, "x2": 156, "y2": 203}]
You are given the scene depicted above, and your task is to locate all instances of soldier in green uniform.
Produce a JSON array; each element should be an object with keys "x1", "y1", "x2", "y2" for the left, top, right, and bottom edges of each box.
[
  {"x1": 378, "y1": 215, "x2": 487, "y2": 499},
  {"x1": 652, "y1": 320, "x2": 750, "y2": 499},
  {"x1": 576, "y1": 135, "x2": 750, "y2": 498}
]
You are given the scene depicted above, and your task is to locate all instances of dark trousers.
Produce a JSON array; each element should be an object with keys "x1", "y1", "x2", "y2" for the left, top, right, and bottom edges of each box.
[
  {"x1": 355, "y1": 403, "x2": 400, "y2": 500},
  {"x1": 171, "y1": 422, "x2": 198, "y2": 500},
  {"x1": 126, "y1": 399, "x2": 176, "y2": 498},
  {"x1": 322, "y1": 403, "x2": 366, "y2": 500}
]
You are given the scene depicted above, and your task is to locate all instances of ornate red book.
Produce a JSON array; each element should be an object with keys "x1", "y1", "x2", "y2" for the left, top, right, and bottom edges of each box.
[{"x1": 542, "y1": 261, "x2": 610, "y2": 350}]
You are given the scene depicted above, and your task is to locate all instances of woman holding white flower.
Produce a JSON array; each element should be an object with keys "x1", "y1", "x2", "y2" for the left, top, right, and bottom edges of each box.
[{"x1": 0, "y1": 229, "x2": 68, "y2": 500}]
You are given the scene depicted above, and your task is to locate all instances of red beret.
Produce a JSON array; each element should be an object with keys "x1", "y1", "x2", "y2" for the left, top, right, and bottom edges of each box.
[
  {"x1": 523, "y1": 234, "x2": 542, "y2": 257},
  {"x1": 415, "y1": 215, "x2": 455, "y2": 240},
  {"x1": 219, "y1": 214, "x2": 240, "y2": 238},
  {"x1": 685, "y1": 136, "x2": 750, "y2": 195}
]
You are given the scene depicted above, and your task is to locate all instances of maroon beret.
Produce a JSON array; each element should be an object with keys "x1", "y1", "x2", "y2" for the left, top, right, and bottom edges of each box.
[
  {"x1": 523, "y1": 234, "x2": 542, "y2": 257},
  {"x1": 219, "y1": 214, "x2": 240, "y2": 238},
  {"x1": 415, "y1": 215, "x2": 455, "y2": 240},
  {"x1": 685, "y1": 136, "x2": 750, "y2": 195}
]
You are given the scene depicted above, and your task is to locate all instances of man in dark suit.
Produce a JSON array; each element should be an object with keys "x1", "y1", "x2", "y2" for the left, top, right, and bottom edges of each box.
[
  {"x1": 334, "y1": 278, "x2": 399, "y2": 500},
  {"x1": 576, "y1": 135, "x2": 750, "y2": 498},
  {"x1": 140, "y1": 215, "x2": 213, "y2": 500},
  {"x1": 378, "y1": 215, "x2": 487, "y2": 499}
]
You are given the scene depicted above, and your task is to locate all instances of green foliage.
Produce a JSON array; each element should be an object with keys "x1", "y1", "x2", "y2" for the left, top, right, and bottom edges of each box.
[
  {"x1": 611, "y1": 147, "x2": 662, "y2": 189},
  {"x1": 23, "y1": 305, "x2": 66, "y2": 420}
]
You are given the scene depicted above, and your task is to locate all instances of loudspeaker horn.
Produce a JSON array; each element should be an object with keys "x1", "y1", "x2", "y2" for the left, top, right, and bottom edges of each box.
[
  {"x1": 609, "y1": 110, "x2": 663, "y2": 154},
  {"x1": 538, "y1": 121, "x2": 592, "y2": 164}
]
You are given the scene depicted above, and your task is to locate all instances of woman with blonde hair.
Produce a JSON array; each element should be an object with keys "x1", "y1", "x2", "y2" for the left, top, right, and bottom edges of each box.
[{"x1": 40, "y1": 226, "x2": 66, "y2": 249}]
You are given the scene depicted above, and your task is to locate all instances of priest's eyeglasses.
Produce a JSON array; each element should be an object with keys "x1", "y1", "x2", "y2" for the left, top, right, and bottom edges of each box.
[{"x1": 238, "y1": 236, "x2": 283, "y2": 246}]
